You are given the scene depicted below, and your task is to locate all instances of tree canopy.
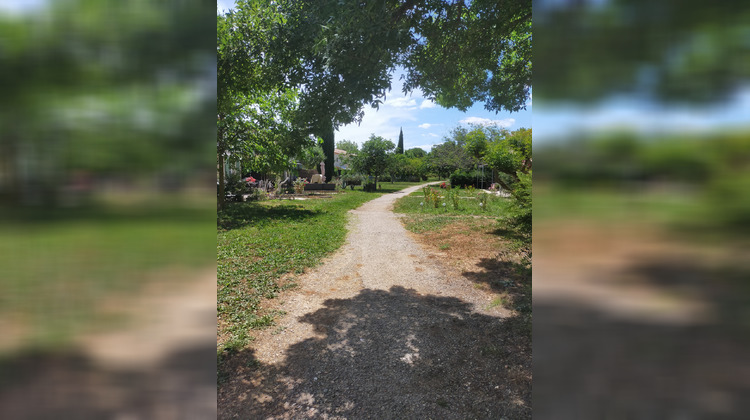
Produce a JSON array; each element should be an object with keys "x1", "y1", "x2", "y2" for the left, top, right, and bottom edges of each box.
[
  {"x1": 1, "y1": 0, "x2": 213, "y2": 207},
  {"x1": 405, "y1": 147, "x2": 427, "y2": 159},
  {"x1": 535, "y1": 0, "x2": 750, "y2": 104},
  {"x1": 402, "y1": 0, "x2": 532, "y2": 112},
  {"x1": 427, "y1": 140, "x2": 473, "y2": 179},
  {"x1": 336, "y1": 140, "x2": 360, "y2": 155},
  {"x1": 352, "y1": 135, "x2": 395, "y2": 184},
  {"x1": 217, "y1": 0, "x2": 533, "y2": 204}
]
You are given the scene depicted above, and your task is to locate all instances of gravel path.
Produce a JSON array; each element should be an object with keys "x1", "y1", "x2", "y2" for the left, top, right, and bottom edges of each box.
[{"x1": 219, "y1": 183, "x2": 529, "y2": 419}]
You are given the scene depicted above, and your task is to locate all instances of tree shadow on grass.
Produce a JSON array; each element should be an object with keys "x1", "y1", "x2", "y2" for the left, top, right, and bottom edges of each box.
[
  {"x1": 534, "y1": 257, "x2": 750, "y2": 419},
  {"x1": 488, "y1": 225, "x2": 529, "y2": 243},
  {"x1": 620, "y1": 258, "x2": 750, "y2": 329},
  {"x1": 218, "y1": 286, "x2": 531, "y2": 419},
  {"x1": 0, "y1": 343, "x2": 217, "y2": 419},
  {"x1": 0, "y1": 205, "x2": 214, "y2": 227},
  {"x1": 217, "y1": 202, "x2": 322, "y2": 231},
  {"x1": 461, "y1": 257, "x2": 531, "y2": 315}
]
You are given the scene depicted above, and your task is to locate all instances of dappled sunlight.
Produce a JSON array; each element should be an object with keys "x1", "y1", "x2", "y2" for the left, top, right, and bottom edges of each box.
[{"x1": 218, "y1": 286, "x2": 530, "y2": 419}]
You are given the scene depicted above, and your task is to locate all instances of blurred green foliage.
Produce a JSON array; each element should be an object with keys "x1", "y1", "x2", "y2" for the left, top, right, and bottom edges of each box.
[
  {"x1": 536, "y1": 130, "x2": 750, "y2": 235},
  {"x1": 0, "y1": 0, "x2": 216, "y2": 359},
  {"x1": 0, "y1": 0, "x2": 214, "y2": 208},
  {"x1": 535, "y1": 0, "x2": 750, "y2": 104}
]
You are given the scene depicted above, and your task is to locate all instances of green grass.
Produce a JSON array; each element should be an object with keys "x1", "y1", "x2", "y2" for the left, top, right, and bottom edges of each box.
[
  {"x1": 534, "y1": 184, "x2": 704, "y2": 225},
  {"x1": 399, "y1": 215, "x2": 458, "y2": 233},
  {"x1": 0, "y1": 205, "x2": 215, "y2": 353},
  {"x1": 393, "y1": 188, "x2": 511, "y2": 217},
  {"x1": 217, "y1": 182, "x2": 429, "y2": 355},
  {"x1": 393, "y1": 187, "x2": 511, "y2": 234}
]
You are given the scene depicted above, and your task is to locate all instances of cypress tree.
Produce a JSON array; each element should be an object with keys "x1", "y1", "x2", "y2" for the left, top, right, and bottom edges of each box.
[{"x1": 397, "y1": 127, "x2": 404, "y2": 154}]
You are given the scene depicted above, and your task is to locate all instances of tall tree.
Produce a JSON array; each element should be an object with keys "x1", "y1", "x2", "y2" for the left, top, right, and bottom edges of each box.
[
  {"x1": 397, "y1": 128, "x2": 404, "y2": 154},
  {"x1": 282, "y1": 0, "x2": 412, "y2": 177},
  {"x1": 280, "y1": 0, "x2": 532, "y2": 170},
  {"x1": 320, "y1": 124, "x2": 335, "y2": 180},
  {"x1": 217, "y1": 2, "x2": 308, "y2": 207},
  {"x1": 219, "y1": 0, "x2": 533, "y2": 204}
]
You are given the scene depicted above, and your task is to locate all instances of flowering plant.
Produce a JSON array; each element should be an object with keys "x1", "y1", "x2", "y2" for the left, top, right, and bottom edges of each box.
[{"x1": 245, "y1": 176, "x2": 256, "y2": 183}]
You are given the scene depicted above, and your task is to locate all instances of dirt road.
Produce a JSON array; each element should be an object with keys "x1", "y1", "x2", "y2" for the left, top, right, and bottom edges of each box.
[{"x1": 219, "y1": 183, "x2": 530, "y2": 419}]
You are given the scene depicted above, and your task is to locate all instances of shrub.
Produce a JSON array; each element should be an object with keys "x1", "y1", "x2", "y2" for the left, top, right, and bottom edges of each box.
[
  {"x1": 449, "y1": 169, "x2": 492, "y2": 189},
  {"x1": 503, "y1": 171, "x2": 531, "y2": 237},
  {"x1": 363, "y1": 182, "x2": 377, "y2": 192},
  {"x1": 341, "y1": 174, "x2": 365, "y2": 190},
  {"x1": 332, "y1": 176, "x2": 344, "y2": 191}
]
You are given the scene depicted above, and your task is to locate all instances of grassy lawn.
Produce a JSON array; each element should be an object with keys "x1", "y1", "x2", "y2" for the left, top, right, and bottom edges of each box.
[
  {"x1": 393, "y1": 186, "x2": 512, "y2": 233},
  {"x1": 392, "y1": 186, "x2": 531, "y2": 334},
  {"x1": 0, "y1": 205, "x2": 215, "y2": 354},
  {"x1": 534, "y1": 183, "x2": 704, "y2": 225},
  {"x1": 217, "y1": 181, "x2": 429, "y2": 356}
]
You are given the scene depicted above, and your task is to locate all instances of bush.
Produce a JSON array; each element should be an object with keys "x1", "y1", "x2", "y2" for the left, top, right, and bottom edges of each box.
[
  {"x1": 449, "y1": 169, "x2": 492, "y2": 189},
  {"x1": 363, "y1": 182, "x2": 377, "y2": 192},
  {"x1": 503, "y1": 171, "x2": 532, "y2": 237},
  {"x1": 341, "y1": 173, "x2": 364, "y2": 185}
]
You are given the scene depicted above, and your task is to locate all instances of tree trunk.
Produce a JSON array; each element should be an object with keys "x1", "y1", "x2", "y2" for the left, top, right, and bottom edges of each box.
[
  {"x1": 218, "y1": 148, "x2": 225, "y2": 210},
  {"x1": 320, "y1": 121, "x2": 335, "y2": 183}
]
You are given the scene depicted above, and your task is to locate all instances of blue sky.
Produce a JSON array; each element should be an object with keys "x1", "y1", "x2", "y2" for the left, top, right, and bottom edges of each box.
[
  {"x1": 0, "y1": 0, "x2": 47, "y2": 15},
  {"x1": 335, "y1": 69, "x2": 531, "y2": 152},
  {"x1": 217, "y1": 0, "x2": 532, "y2": 152},
  {"x1": 534, "y1": 86, "x2": 750, "y2": 143}
]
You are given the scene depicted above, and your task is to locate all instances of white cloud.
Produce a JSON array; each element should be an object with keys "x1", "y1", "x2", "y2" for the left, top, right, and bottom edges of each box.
[
  {"x1": 419, "y1": 99, "x2": 437, "y2": 109},
  {"x1": 459, "y1": 117, "x2": 515, "y2": 127},
  {"x1": 428, "y1": 133, "x2": 439, "y2": 137},
  {"x1": 418, "y1": 123, "x2": 432, "y2": 129},
  {"x1": 336, "y1": 102, "x2": 418, "y2": 145},
  {"x1": 387, "y1": 97, "x2": 417, "y2": 108}
]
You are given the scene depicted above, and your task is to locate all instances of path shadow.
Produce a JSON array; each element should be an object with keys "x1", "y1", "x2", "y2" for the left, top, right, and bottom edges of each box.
[
  {"x1": 218, "y1": 286, "x2": 531, "y2": 419},
  {"x1": 0, "y1": 343, "x2": 217, "y2": 419},
  {"x1": 217, "y1": 202, "x2": 321, "y2": 231},
  {"x1": 534, "y1": 257, "x2": 750, "y2": 419},
  {"x1": 620, "y1": 258, "x2": 750, "y2": 329}
]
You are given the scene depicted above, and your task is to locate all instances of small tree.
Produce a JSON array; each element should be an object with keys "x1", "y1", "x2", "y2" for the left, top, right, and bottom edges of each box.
[
  {"x1": 388, "y1": 153, "x2": 409, "y2": 183},
  {"x1": 336, "y1": 139, "x2": 359, "y2": 154},
  {"x1": 427, "y1": 140, "x2": 473, "y2": 179},
  {"x1": 298, "y1": 143, "x2": 326, "y2": 172},
  {"x1": 397, "y1": 128, "x2": 404, "y2": 154},
  {"x1": 352, "y1": 135, "x2": 395, "y2": 188}
]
